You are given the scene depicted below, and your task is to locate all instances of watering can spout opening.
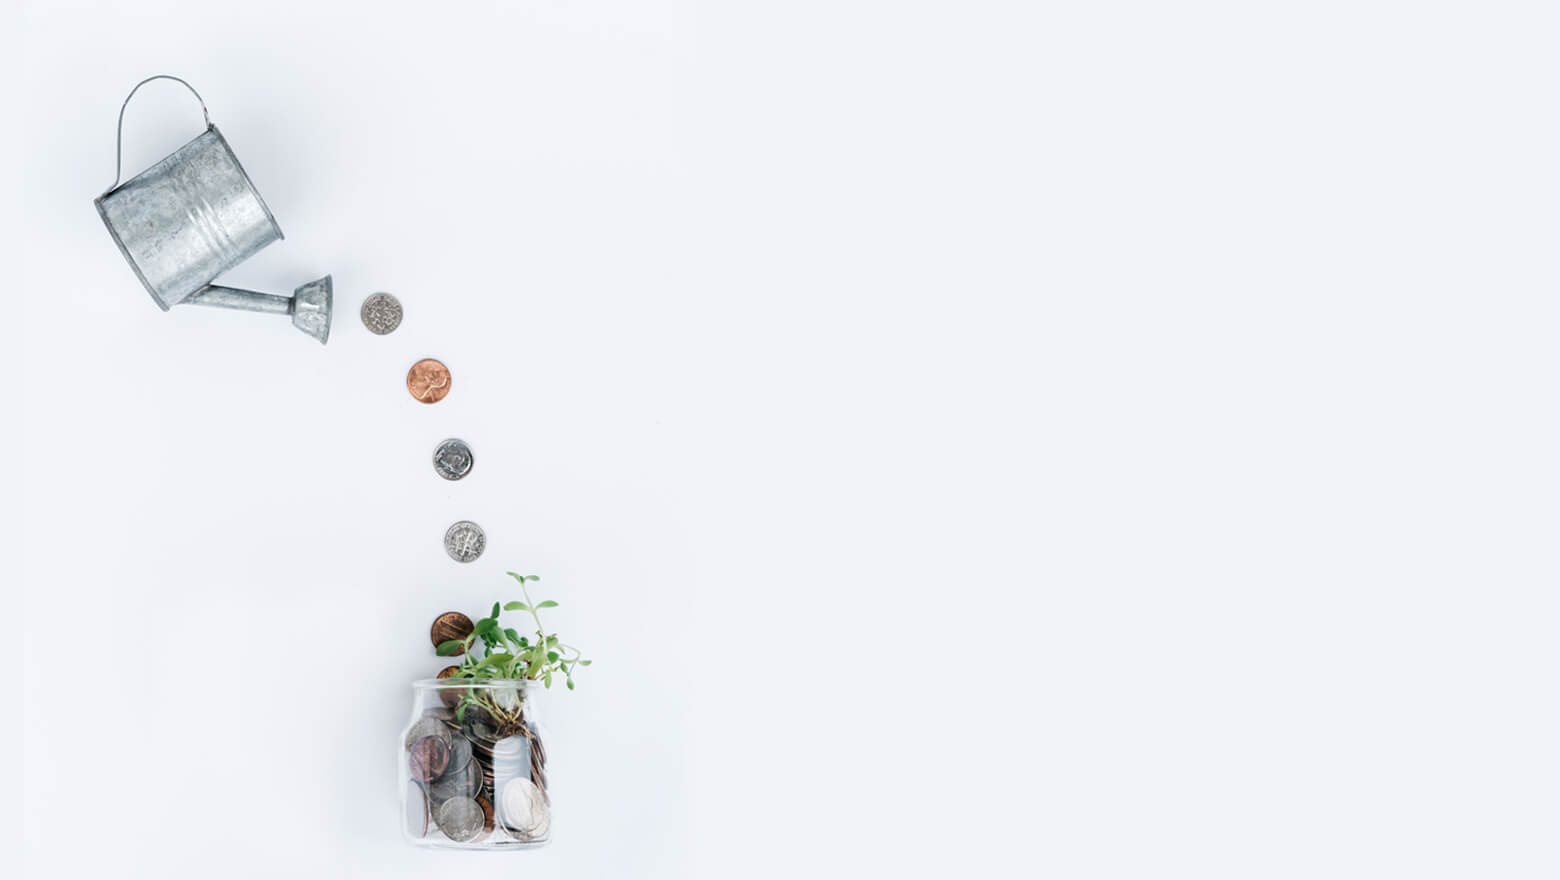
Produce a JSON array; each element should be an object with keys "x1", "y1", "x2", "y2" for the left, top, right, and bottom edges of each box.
[{"x1": 291, "y1": 275, "x2": 332, "y2": 345}]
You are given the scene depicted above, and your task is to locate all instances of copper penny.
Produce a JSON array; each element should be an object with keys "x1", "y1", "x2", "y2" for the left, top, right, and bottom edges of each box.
[
  {"x1": 407, "y1": 358, "x2": 452, "y2": 404},
  {"x1": 409, "y1": 736, "x2": 450, "y2": 782},
  {"x1": 436, "y1": 664, "x2": 466, "y2": 708},
  {"x1": 475, "y1": 794, "x2": 496, "y2": 839},
  {"x1": 431, "y1": 611, "x2": 474, "y2": 653}
]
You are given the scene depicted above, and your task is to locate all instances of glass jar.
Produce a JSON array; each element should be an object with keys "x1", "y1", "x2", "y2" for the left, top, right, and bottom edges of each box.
[{"x1": 400, "y1": 678, "x2": 552, "y2": 849}]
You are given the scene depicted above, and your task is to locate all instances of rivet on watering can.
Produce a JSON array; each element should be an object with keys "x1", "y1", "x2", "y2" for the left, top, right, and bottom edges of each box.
[{"x1": 93, "y1": 75, "x2": 334, "y2": 344}]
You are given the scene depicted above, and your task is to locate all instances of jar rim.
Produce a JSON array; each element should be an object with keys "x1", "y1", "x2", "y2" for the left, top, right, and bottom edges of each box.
[{"x1": 412, "y1": 677, "x2": 542, "y2": 689}]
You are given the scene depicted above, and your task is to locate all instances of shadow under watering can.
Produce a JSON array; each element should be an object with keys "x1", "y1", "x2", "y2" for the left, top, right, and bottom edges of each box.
[{"x1": 93, "y1": 75, "x2": 332, "y2": 344}]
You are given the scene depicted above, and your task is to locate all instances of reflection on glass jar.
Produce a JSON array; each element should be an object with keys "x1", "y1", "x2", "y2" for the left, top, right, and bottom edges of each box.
[{"x1": 400, "y1": 678, "x2": 551, "y2": 849}]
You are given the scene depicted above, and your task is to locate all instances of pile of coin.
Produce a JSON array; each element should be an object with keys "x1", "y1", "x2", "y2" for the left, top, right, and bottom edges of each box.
[
  {"x1": 360, "y1": 294, "x2": 486, "y2": 563},
  {"x1": 402, "y1": 701, "x2": 551, "y2": 844}
]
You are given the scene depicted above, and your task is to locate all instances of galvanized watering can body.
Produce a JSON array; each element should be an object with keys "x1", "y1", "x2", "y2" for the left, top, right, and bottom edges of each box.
[
  {"x1": 94, "y1": 77, "x2": 283, "y2": 311},
  {"x1": 94, "y1": 75, "x2": 331, "y2": 344}
]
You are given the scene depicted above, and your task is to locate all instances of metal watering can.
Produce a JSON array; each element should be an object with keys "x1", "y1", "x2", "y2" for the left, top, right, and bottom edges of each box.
[{"x1": 94, "y1": 75, "x2": 332, "y2": 344}]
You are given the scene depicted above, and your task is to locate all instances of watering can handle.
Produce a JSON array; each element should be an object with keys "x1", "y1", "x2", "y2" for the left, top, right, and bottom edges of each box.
[{"x1": 108, "y1": 75, "x2": 212, "y2": 192}]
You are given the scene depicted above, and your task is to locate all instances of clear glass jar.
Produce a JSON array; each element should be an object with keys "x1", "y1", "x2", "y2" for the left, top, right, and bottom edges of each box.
[{"x1": 400, "y1": 678, "x2": 552, "y2": 849}]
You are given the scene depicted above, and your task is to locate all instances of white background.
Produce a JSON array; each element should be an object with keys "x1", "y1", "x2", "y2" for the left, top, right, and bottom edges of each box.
[{"x1": 8, "y1": 1, "x2": 1560, "y2": 877}]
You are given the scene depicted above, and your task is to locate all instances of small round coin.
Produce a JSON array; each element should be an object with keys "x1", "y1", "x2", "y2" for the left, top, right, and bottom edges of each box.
[
  {"x1": 431, "y1": 611, "x2": 475, "y2": 653},
  {"x1": 407, "y1": 358, "x2": 452, "y2": 404},
  {"x1": 500, "y1": 777, "x2": 549, "y2": 840},
  {"x1": 433, "y1": 438, "x2": 474, "y2": 481},
  {"x1": 360, "y1": 293, "x2": 403, "y2": 335},
  {"x1": 444, "y1": 521, "x2": 486, "y2": 563},
  {"x1": 435, "y1": 796, "x2": 485, "y2": 843}
]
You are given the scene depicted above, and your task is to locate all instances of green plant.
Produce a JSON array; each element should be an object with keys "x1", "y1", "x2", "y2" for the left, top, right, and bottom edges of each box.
[{"x1": 435, "y1": 572, "x2": 592, "y2": 692}]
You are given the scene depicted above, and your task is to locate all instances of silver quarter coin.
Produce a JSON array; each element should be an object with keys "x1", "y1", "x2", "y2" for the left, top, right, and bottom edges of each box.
[
  {"x1": 500, "y1": 777, "x2": 549, "y2": 840},
  {"x1": 444, "y1": 521, "x2": 486, "y2": 563},
  {"x1": 360, "y1": 292, "x2": 403, "y2": 335},
  {"x1": 431, "y1": 756, "x2": 483, "y2": 803},
  {"x1": 433, "y1": 439, "x2": 474, "y2": 481},
  {"x1": 404, "y1": 717, "x2": 452, "y2": 751},
  {"x1": 434, "y1": 796, "x2": 485, "y2": 842}
]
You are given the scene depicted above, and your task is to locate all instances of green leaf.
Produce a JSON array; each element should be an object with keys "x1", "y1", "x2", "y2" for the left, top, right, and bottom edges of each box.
[
  {"x1": 517, "y1": 637, "x2": 529, "y2": 648},
  {"x1": 506, "y1": 571, "x2": 525, "y2": 583},
  {"x1": 566, "y1": 679, "x2": 575, "y2": 690},
  {"x1": 456, "y1": 703, "x2": 467, "y2": 723},
  {"x1": 504, "y1": 601, "x2": 526, "y2": 611},
  {"x1": 491, "y1": 602, "x2": 501, "y2": 619},
  {"x1": 473, "y1": 653, "x2": 513, "y2": 670},
  {"x1": 473, "y1": 618, "x2": 497, "y2": 635},
  {"x1": 536, "y1": 600, "x2": 559, "y2": 609},
  {"x1": 547, "y1": 651, "x2": 559, "y2": 662},
  {"x1": 504, "y1": 628, "x2": 522, "y2": 642},
  {"x1": 579, "y1": 659, "x2": 592, "y2": 666},
  {"x1": 527, "y1": 575, "x2": 540, "y2": 582}
]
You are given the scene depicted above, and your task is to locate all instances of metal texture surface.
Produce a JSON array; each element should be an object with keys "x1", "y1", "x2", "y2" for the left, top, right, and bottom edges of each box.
[
  {"x1": 444, "y1": 521, "x2": 486, "y2": 563},
  {"x1": 433, "y1": 439, "x2": 474, "y2": 481},
  {"x1": 360, "y1": 292, "x2": 403, "y2": 335},
  {"x1": 94, "y1": 76, "x2": 282, "y2": 310},
  {"x1": 184, "y1": 274, "x2": 333, "y2": 344}
]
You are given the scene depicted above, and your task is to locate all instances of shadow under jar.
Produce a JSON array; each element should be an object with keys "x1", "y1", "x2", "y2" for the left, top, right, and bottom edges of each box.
[{"x1": 401, "y1": 679, "x2": 552, "y2": 849}]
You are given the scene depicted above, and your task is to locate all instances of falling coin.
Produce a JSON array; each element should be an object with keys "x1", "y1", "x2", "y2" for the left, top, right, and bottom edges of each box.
[
  {"x1": 444, "y1": 521, "x2": 485, "y2": 563},
  {"x1": 435, "y1": 796, "x2": 485, "y2": 843},
  {"x1": 360, "y1": 292, "x2": 403, "y2": 335},
  {"x1": 430, "y1": 611, "x2": 475, "y2": 653},
  {"x1": 407, "y1": 358, "x2": 452, "y2": 404},
  {"x1": 433, "y1": 438, "x2": 474, "y2": 481},
  {"x1": 409, "y1": 736, "x2": 451, "y2": 783}
]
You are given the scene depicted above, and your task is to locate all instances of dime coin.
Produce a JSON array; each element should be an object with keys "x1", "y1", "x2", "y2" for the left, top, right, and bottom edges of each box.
[
  {"x1": 405, "y1": 717, "x2": 452, "y2": 751},
  {"x1": 430, "y1": 611, "x2": 474, "y2": 653},
  {"x1": 409, "y1": 736, "x2": 450, "y2": 782},
  {"x1": 433, "y1": 438, "x2": 474, "y2": 481},
  {"x1": 435, "y1": 796, "x2": 485, "y2": 843},
  {"x1": 444, "y1": 521, "x2": 485, "y2": 563},
  {"x1": 360, "y1": 293, "x2": 403, "y2": 335},
  {"x1": 406, "y1": 358, "x2": 452, "y2": 404},
  {"x1": 500, "y1": 778, "x2": 549, "y2": 840}
]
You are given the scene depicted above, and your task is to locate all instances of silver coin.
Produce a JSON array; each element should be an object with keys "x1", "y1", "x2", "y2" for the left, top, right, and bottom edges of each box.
[
  {"x1": 500, "y1": 777, "x2": 549, "y2": 840},
  {"x1": 360, "y1": 292, "x2": 403, "y2": 335},
  {"x1": 444, "y1": 521, "x2": 486, "y2": 563},
  {"x1": 431, "y1": 756, "x2": 483, "y2": 803},
  {"x1": 446, "y1": 736, "x2": 473, "y2": 770},
  {"x1": 434, "y1": 796, "x2": 485, "y2": 842},
  {"x1": 406, "y1": 781, "x2": 431, "y2": 837},
  {"x1": 433, "y1": 439, "x2": 474, "y2": 481},
  {"x1": 404, "y1": 717, "x2": 452, "y2": 751}
]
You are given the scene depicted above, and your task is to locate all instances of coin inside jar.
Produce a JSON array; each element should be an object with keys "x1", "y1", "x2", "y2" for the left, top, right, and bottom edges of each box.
[
  {"x1": 409, "y1": 736, "x2": 450, "y2": 782},
  {"x1": 435, "y1": 796, "x2": 485, "y2": 842},
  {"x1": 430, "y1": 611, "x2": 475, "y2": 653},
  {"x1": 406, "y1": 358, "x2": 452, "y2": 404}
]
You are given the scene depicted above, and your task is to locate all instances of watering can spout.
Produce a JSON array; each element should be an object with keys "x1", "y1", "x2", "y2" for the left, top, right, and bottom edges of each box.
[{"x1": 183, "y1": 275, "x2": 333, "y2": 344}]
